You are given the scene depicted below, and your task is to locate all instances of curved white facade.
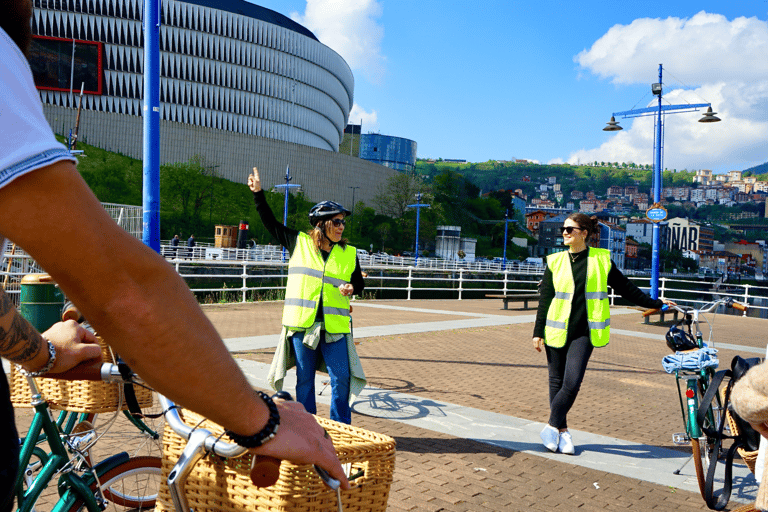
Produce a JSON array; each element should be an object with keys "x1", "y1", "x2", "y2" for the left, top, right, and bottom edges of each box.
[{"x1": 31, "y1": 0, "x2": 354, "y2": 151}]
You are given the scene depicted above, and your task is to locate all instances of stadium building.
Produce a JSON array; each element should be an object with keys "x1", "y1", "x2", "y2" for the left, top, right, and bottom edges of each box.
[{"x1": 30, "y1": 0, "x2": 396, "y2": 207}]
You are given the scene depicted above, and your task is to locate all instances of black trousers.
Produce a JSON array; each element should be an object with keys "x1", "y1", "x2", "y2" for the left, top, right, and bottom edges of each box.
[
  {"x1": 1, "y1": 365, "x2": 19, "y2": 512},
  {"x1": 545, "y1": 335, "x2": 594, "y2": 430}
]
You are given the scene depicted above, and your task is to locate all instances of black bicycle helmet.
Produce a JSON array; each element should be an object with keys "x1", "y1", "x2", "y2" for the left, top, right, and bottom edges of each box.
[
  {"x1": 666, "y1": 326, "x2": 698, "y2": 352},
  {"x1": 308, "y1": 201, "x2": 351, "y2": 227}
]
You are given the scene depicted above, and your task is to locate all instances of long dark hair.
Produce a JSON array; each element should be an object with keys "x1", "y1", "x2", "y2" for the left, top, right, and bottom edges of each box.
[
  {"x1": 309, "y1": 220, "x2": 348, "y2": 250},
  {"x1": 566, "y1": 212, "x2": 599, "y2": 239}
]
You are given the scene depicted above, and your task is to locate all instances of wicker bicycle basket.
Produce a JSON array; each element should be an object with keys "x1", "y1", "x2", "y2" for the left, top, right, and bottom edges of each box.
[
  {"x1": 154, "y1": 408, "x2": 396, "y2": 512},
  {"x1": 726, "y1": 408, "x2": 759, "y2": 474},
  {"x1": 9, "y1": 336, "x2": 153, "y2": 413}
]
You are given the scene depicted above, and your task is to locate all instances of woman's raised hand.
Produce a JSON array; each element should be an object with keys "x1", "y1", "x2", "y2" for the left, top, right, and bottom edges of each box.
[{"x1": 248, "y1": 167, "x2": 262, "y2": 192}]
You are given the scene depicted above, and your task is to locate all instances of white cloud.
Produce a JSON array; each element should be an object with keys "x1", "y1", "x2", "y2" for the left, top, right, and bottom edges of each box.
[
  {"x1": 349, "y1": 103, "x2": 378, "y2": 132},
  {"x1": 572, "y1": 12, "x2": 768, "y2": 171},
  {"x1": 291, "y1": 0, "x2": 386, "y2": 84}
]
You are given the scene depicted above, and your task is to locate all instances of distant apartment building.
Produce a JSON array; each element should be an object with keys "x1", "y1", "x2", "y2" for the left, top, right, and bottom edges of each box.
[
  {"x1": 548, "y1": 176, "x2": 557, "y2": 185},
  {"x1": 666, "y1": 217, "x2": 714, "y2": 253},
  {"x1": 695, "y1": 169, "x2": 713, "y2": 185},
  {"x1": 597, "y1": 221, "x2": 626, "y2": 269},
  {"x1": 633, "y1": 193, "x2": 649, "y2": 210},
  {"x1": 624, "y1": 186, "x2": 639, "y2": 200},
  {"x1": 526, "y1": 210, "x2": 550, "y2": 236},
  {"x1": 626, "y1": 218, "x2": 670, "y2": 249},
  {"x1": 662, "y1": 187, "x2": 690, "y2": 201},
  {"x1": 571, "y1": 190, "x2": 584, "y2": 200},
  {"x1": 728, "y1": 170, "x2": 743, "y2": 182},
  {"x1": 531, "y1": 198, "x2": 556, "y2": 209},
  {"x1": 607, "y1": 185, "x2": 624, "y2": 198},
  {"x1": 625, "y1": 237, "x2": 640, "y2": 269},
  {"x1": 586, "y1": 191, "x2": 597, "y2": 200},
  {"x1": 754, "y1": 181, "x2": 768, "y2": 193},
  {"x1": 691, "y1": 188, "x2": 705, "y2": 203}
]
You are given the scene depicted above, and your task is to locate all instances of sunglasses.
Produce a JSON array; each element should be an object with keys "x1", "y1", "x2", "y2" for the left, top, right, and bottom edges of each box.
[
  {"x1": 561, "y1": 226, "x2": 582, "y2": 234},
  {"x1": 330, "y1": 218, "x2": 346, "y2": 227}
]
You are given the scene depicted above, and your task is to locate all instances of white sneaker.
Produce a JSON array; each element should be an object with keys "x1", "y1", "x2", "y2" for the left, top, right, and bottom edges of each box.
[
  {"x1": 558, "y1": 431, "x2": 575, "y2": 455},
  {"x1": 540, "y1": 425, "x2": 559, "y2": 452}
]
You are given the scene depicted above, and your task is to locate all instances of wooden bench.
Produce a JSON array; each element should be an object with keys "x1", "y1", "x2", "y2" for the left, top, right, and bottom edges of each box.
[
  {"x1": 486, "y1": 293, "x2": 541, "y2": 310},
  {"x1": 642, "y1": 308, "x2": 680, "y2": 324}
]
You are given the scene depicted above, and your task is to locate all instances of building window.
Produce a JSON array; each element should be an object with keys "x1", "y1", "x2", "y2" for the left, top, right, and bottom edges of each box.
[{"x1": 29, "y1": 35, "x2": 103, "y2": 95}]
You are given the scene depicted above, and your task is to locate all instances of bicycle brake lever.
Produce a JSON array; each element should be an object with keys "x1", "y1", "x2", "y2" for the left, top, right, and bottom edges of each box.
[{"x1": 314, "y1": 464, "x2": 341, "y2": 490}]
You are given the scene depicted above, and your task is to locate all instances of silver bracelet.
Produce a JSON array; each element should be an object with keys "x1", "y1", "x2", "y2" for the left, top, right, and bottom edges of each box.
[{"x1": 16, "y1": 338, "x2": 56, "y2": 377}]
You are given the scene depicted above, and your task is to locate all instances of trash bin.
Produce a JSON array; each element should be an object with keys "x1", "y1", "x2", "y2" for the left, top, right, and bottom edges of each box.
[{"x1": 20, "y1": 274, "x2": 65, "y2": 332}]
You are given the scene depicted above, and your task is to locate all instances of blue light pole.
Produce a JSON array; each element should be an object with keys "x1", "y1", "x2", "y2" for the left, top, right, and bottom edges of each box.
[
  {"x1": 604, "y1": 64, "x2": 720, "y2": 298},
  {"x1": 502, "y1": 210, "x2": 517, "y2": 270},
  {"x1": 141, "y1": 0, "x2": 161, "y2": 252},
  {"x1": 274, "y1": 165, "x2": 301, "y2": 262},
  {"x1": 407, "y1": 192, "x2": 430, "y2": 266}
]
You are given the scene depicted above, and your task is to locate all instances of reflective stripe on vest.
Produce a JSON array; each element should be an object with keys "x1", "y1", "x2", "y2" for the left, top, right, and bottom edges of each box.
[
  {"x1": 282, "y1": 233, "x2": 357, "y2": 333},
  {"x1": 544, "y1": 248, "x2": 612, "y2": 348}
]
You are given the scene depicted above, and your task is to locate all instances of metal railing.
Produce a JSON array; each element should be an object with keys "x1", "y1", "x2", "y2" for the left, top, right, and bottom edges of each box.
[{"x1": 3, "y1": 243, "x2": 767, "y2": 318}]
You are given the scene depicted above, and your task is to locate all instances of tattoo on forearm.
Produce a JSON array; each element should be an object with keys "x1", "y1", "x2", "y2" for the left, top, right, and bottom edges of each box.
[{"x1": 0, "y1": 291, "x2": 44, "y2": 364}]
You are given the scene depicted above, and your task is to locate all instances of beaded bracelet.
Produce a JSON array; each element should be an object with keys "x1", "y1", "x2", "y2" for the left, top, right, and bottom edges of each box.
[
  {"x1": 225, "y1": 390, "x2": 281, "y2": 448},
  {"x1": 16, "y1": 338, "x2": 56, "y2": 377}
]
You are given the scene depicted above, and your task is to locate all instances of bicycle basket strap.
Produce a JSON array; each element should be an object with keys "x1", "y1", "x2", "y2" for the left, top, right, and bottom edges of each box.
[
  {"x1": 696, "y1": 369, "x2": 729, "y2": 439},
  {"x1": 117, "y1": 358, "x2": 143, "y2": 417},
  {"x1": 705, "y1": 441, "x2": 740, "y2": 510}
]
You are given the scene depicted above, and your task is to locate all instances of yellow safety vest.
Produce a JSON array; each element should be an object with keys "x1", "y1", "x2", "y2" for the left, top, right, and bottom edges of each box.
[
  {"x1": 544, "y1": 248, "x2": 612, "y2": 348},
  {"x1": 282, "y1": 233, "x2": 357, "y2": 334}
]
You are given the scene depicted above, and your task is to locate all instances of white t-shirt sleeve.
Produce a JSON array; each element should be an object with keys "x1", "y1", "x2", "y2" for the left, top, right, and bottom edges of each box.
[{"x1": 0, "y1": 28, "x2": 75, "y2": 190}]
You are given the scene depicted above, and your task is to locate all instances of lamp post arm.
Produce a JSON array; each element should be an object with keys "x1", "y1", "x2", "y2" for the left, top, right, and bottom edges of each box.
[{"x1": 612, "y1": 103, "x2": 711, "y2": 118}]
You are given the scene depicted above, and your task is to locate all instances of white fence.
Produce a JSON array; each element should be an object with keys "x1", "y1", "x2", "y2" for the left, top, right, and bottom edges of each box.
[{"x1": 3, "y1": 242, "x2": 768, "y2": 318}]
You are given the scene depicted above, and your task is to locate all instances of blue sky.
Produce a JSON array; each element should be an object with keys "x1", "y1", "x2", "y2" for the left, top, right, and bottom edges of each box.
[{"x1": 248, "y1": 1, "x2": 767, "y2": 173}]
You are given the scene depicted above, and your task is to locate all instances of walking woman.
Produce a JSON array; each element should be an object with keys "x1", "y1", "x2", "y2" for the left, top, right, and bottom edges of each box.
[
  {"x1": 248, "y1": 167, "x2": 365, "y2": 424},
  {"x1": 532, "y1": 213, "x2": 674, "y2": 454}
]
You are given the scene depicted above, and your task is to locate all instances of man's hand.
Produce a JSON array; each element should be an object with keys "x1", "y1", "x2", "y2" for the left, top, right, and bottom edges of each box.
[
  {"x1": 248, "y1": 167, "x2": 262, "y2": 193},
  {"x1": 532, "y1": 337, "x2": 544, "y2": 352},
  {"x1": 43, "y1": 320, "x2": 102, "y2": 374},
  {"x1": 338, "y1": 283, "x2": 354, "y2": 297},
  {"x1": 252, "y1": 400, "x2": 351, "y2": 490}
]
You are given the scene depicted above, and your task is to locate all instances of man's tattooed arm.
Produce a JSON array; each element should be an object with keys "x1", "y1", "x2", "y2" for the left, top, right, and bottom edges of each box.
[{"x1": 0, "y1": 289, "x2": 45, "y2": 366}]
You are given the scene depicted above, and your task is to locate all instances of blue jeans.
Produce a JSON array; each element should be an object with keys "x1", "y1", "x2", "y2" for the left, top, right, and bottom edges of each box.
[{"x1": 291, "y1": 331, "x2": 351, "y2": 424}]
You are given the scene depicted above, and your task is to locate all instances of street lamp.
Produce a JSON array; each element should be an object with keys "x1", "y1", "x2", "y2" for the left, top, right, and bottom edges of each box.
[
  {"x1": 274, "y1": 165, "x2": 301, "y2": 262},
  {"x1": 407, "y1": 192, "x2": 430, "y2": 266},
  {"x1": 603, "y1": 64, "x2": 720, "y2": 298},
  {"x1": 502, "y1": 209, "x2": 517, "y2": 270},
  {"x1": 348, "y1": 186, "x2": 360, "y2": 235}
]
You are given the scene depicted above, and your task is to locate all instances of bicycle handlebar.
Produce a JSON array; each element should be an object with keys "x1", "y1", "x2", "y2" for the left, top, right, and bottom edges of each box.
[
  {"x1": 157, "y1": 394, "x2": 283, "y2": 489},
  {"x1": 642, "y1": 298, "x2": 748, "y2": 318}
]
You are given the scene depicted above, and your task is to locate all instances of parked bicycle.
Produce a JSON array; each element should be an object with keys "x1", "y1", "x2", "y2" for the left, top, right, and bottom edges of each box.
[
  {"x1": 644, "y1": 297, "x2": 748, "y2": 503},
  {"x1": 14, "y1": 362, "x2": 161, "y2": 512}
]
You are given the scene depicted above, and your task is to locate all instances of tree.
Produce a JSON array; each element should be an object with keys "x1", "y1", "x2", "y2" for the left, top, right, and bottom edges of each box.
[{"x1": 373, "y1": 173, "x2": 424, "y2": 219}]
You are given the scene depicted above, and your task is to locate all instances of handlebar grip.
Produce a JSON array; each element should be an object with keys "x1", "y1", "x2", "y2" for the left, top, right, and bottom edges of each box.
[
  {"x1": 732, "y1": 301, "x2": 748, "y2": 312},
  {"x1": 250, "y1": 456, "x2": 282, "y2": 487},
  {"x1": 55, "y1": 360, "x2": 106, "y2": 381}
]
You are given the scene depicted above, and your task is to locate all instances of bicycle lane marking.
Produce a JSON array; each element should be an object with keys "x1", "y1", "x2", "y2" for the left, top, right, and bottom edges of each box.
[{"x1": 233, "y1": 357, "x2": 758, "y2": 505}]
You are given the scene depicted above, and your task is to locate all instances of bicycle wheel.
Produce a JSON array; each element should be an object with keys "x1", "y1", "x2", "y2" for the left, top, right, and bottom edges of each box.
[
  {"x1": 690, "y1": 382, "x2": 723, "y2": 499},
  {"x1": 65, "y1": 455, "x2": 161, "y2": 512},
  {"x1": 87, "y1": 390, "x2": 165, "y2": 463},
  {"x1": 691, "y1": 436, "x2": 715, "y2": 499}
]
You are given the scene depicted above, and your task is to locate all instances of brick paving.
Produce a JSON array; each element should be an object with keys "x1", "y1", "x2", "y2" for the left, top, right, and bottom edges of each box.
[{"x1": 11, "y1": 299, "x2": 764, "y2": 511}]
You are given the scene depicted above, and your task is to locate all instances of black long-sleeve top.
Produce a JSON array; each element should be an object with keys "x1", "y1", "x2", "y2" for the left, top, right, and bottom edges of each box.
[
  {"x1": 533, "y1": 248, "x2": 663, "y2": 341},
  {"x1": 253, "y1": 190, "x2": 365, "y2": 297}
]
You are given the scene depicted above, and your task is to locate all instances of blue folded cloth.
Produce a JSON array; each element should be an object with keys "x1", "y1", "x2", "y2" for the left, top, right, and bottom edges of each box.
[{"x1": 662, "y1": 347, "x2": 719, "y2": 373}]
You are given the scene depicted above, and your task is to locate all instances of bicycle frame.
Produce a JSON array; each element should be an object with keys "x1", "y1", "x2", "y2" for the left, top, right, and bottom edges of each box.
[{"x1": 14, "y1": 367, "x2": 137, "y2": 512}]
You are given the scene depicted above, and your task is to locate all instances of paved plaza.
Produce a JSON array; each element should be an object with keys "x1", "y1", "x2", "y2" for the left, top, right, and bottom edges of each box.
[{"x1": 11, "y1": 298, "x2": 768, "y2": 511}]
